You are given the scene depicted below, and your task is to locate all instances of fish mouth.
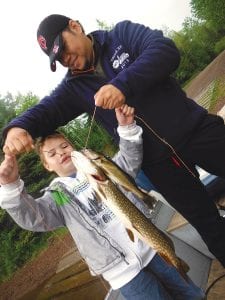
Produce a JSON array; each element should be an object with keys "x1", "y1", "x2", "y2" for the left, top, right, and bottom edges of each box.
[
  {"x1": 91, "y1": 173, "x2": 106, "y2": 182},
  {"x1": 82, "y1": 149, "x2": 99, "y2": 160}
]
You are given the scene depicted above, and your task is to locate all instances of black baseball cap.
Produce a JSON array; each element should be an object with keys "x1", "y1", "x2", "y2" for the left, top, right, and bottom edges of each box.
[{"x1": 37, "y1": 14, "x2": 70, "y2": 72}]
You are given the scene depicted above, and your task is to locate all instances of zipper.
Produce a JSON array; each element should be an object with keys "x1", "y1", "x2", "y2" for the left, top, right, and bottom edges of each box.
[{"x1": 78, "y1": 206, "x2": 129, "y2": 264}]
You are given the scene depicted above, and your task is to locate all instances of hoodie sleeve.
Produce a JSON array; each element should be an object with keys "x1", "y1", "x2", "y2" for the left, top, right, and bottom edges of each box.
[
  {"x1": 0, "y1": 178, "x2": 65, "y2": 232},
  {"x1": 109, "y1": 20, "x2": 180, "y2": 98},
  {"x1": 113, "y1": 122, "x2": 143, "y2": 178},
  {"x1": 2, "y1": 80, "x2": 85, "y2": 140}
]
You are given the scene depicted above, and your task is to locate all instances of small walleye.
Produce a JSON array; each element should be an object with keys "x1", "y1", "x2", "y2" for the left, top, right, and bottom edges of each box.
[{"x1": 71, "y1": 149, "x2": 189, "y2": 278}]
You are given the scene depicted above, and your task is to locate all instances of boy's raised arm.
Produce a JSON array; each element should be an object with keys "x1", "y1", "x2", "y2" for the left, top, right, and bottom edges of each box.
[
  {"x1": 115, "y1": 104, "x2": 135, "y2": 126},
  {"x1": 0, "y1": 154, "x2": 19, "y2": 185}
]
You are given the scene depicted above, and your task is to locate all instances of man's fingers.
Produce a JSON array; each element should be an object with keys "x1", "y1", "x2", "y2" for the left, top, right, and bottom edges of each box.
[
  {"x1": 4, "y1": 136, "x2": 34, "y2": 154},
  {"x1": 15, "y1": 133, "x2": 34, "y2": 152},
  {"x1": 94, "y1": 85, "x2": 125, "y2": 109},
  {"x1": 4, "y1": 140, "x2": 23, "y2": 154},
  {"x1": 3, "y1": 128, "x2": 34, "y2": 155}
]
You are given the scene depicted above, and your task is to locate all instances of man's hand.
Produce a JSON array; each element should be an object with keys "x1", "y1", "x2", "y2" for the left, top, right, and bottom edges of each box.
[
  {"x1": 0, "y1": 155, "x2": 19, "y2": 185},
  {"x1": 115, "y1": 104, "x2": 135, "y2": 126},
  {"x1": 94, "y1": 84, "x2": 125, "y2": 109},
  {"x1": 3, "y1": 128, "x2": 34, "y2": 155}
]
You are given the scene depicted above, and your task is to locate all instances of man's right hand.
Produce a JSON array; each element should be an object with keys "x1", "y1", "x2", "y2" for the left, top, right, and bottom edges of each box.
[
  {"x1": 0, "y1": 155, "x2": 19, "y2": 185},
  {"x1": 3, "y1": 128, "x2": 34, "y2": 155}
]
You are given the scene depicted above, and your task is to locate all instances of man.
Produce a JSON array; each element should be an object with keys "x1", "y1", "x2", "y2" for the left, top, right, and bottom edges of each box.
[
  {"x1": 3, "y1": 14, "x2": 225, "y2": 267},
  {"x1": 0, "y1": 105, "x2": 205, "y2": 300}
]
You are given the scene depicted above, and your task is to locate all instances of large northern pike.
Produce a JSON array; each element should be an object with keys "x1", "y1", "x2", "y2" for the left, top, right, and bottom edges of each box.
[
  {"x1": 82, "y1": 148, "x2": 156, "y2": 209},
  {"x1": 71, "y1": 149, "x2": 189, "y2": 278}
]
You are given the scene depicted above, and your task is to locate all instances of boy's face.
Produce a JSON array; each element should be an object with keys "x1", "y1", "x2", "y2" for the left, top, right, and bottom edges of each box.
[{"x1": 41, "y1": 136, "x2": 76, "y2": 177}]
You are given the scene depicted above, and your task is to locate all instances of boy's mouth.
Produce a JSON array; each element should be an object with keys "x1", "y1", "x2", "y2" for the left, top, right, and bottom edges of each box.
[{"x1": 61, "y1": 156, "x2": 71, "y2": 164}]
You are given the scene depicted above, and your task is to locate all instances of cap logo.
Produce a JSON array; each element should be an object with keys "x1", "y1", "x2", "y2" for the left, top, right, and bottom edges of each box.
[
  {"x1": 38, "y1": 35, "x2": 47, "y2": 50},
  {"x1": 53, "y1": 44, "x2": 59, "y2": 54}
]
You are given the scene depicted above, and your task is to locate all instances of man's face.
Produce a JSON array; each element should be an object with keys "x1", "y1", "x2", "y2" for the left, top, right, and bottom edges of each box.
[
  {"x1": 42, "y1": 136, "x2": 75, "y2": 177},
  {"x1": 59, "y1": 21, "x2": 93, "y2": 72}
]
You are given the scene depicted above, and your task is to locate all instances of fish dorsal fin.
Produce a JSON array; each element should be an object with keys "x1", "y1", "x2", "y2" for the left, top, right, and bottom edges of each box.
[{"x1": 94, "y1": 155, "x2": 156, "y2": 209}]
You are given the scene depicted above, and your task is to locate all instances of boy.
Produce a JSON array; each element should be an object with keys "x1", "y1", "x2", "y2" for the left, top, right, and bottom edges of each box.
[{"x1": 0, "y1": 105, "x2": 204, "y2": 299}]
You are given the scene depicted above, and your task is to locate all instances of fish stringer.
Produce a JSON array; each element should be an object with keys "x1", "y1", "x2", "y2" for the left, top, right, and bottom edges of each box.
[{"x1": 84, "y1": 106, "x2": 97, "y2": 149}]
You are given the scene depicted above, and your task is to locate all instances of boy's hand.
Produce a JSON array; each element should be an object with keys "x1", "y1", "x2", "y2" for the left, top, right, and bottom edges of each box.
[
  {"x1": 3, "y1": 127, "x2": 34, "y2": 155},
  {"x1": 0, "y1": 155, "x2": 19, "y2": 185},
  {"x1": 115, "y1": 104, "x2": 135, "y2": 126}
]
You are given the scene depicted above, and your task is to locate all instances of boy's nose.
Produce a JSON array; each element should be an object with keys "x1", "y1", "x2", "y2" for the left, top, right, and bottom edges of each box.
[{"x1": 57, "y1": 150, "x2": 65, "y2": 157}]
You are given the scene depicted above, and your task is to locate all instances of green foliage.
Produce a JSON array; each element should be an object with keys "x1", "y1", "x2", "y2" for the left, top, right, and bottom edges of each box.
[
  {"x1": 171, "y1": 17, "x2": 222, "y2": 84},
  {"x1": 191, "y1": 0, "x2": 225, "y2": 30},
  {"x1": 0, "y1": 93, "x2": 16, "y2": 149},
  {"x1": 208, "y1": 78, "x2": 225, "y2": 112},
  {"x1": 214, "y1": 36, "x2": 225, "y2": 55},
  {"x1": 0, "y1": 148, "x2": 55, "y2": 283},
  {"x1": 0, "y1": 92, "x2": 39, "y2": 152},
  {"x1": 14, "y1": 92, "x2": 39, "y2": 116},
  {"x1": 0, "y1": 92, "x2": 56, "y2": 283},
  {"x1": 17, "y1": 151, "x2": 55, "y2": 197},
  {"x1": 96, "y1": 19, "x2": 114, "y2": 30},
  {"x1": 59, "y1": 113, "x2": 118, "y2": 157}
]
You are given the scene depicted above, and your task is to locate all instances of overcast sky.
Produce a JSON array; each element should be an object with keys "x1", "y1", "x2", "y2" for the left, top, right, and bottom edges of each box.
[{"x1": 1, "y1": 0, "x2": 192, "y2": 98}]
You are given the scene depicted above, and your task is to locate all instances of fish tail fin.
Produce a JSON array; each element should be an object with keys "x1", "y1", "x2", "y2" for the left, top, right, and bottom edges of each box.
[
  {"x1": 160, "y1": 254, "x2": 190, "y2": 282},
  {"x1": 177, "y1": 257, "x2": 190, "y2": 282},
  {"x1": 179, "y1": 257, "x2": 190, "y2": 273}
]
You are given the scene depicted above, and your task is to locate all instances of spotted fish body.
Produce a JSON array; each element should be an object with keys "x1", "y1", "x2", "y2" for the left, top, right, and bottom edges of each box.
[
  {"x1": 71, "y1": 150, "x2": 189, "y2": 278},
  {"x1": 82, "y1": 148, "x2": 156, "y2": 209}
]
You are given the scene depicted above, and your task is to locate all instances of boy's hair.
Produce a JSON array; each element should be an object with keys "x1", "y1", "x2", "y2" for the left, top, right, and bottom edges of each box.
[{"x1": 35, "y1": 131, "x2": 73, "y2": 163}]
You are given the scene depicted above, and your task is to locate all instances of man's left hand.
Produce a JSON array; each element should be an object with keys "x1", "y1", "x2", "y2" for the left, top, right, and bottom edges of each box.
[{"x1": 94, "y1": 84, "x2": 125, "y2": 109}]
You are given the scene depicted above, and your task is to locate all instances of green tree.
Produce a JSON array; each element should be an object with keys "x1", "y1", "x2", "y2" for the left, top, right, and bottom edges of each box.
[
  {"x1": 0, "y1": 92, "x2": 54, "y2": 283},
  {"x1": 96, "y1": 19, "x2": 114, "y2": 30},
  {"x1": 0, "y1": 93, "x2": 16, "y2": 159},
  {"x1": 60, "y1": 113, "x2": 117, "y2": 157},
  {"x1": 191, "y1": 0, "x2": 225, "y2": 31},
  {"x1": 214, "y1": 36, "x2": 225, "y2": 54},
  {"x1": 14, "y1": 92, "x2": 39, "y2": 116},
  {"x1": 0, "y1": 93, "x2": 16, "y2": 132},
  {"x1": 170, "y1": 18, "x2": 219, "y2": 84}
]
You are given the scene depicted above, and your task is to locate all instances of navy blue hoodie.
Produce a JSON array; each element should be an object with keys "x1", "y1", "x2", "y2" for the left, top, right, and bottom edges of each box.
[{"x1": 4, "y1": 20, "x2": 207, "y2": 165}]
